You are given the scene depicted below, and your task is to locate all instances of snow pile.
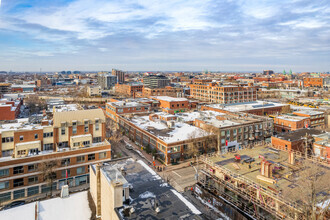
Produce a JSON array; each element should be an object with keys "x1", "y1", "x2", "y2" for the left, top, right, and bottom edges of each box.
[
  {"x1": 0, "y1": 202, "x2": 35, "y2": 220},
  {"x1": 196, "y1": 195, "x2": 230, "y2": 220},
  {"x1": 137, "y1": 160, "x2": 161, "y2": 180},
  {"x1": 139, "y1": 191, "x2": 156, "y2": 199},
  {"x1": 170, "y1": 189, "x2": 201, "y2": 215},
  {"x1": 160, "y1": 183, "x2": 169, "y2": 187}
]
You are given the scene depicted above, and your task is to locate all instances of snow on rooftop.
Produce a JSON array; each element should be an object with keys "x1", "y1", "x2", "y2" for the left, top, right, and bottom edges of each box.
[
  {"x1": 170, "y1": 189, "x2": 201, "y2": 215},
  {"x1": 0, "y1": 191, "x2": 91, "y2": 220},
  {"x1": 208, "y1": 101, "x2": 286, "y2": 112},
  {"x1": 294, "y1": 110, "x2": 324, "y2": 115},
  {"x1": 152, "y1": 96, "x2": 188, "y2": 102}
]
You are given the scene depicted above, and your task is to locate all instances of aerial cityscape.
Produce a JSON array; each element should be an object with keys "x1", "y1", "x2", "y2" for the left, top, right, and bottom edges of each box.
[{"x1": 0, "y1": 0, "x2": 329, "y2": 220}]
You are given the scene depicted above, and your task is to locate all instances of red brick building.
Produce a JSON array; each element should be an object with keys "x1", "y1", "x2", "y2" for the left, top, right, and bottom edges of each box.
[{"x1": 303, "y1": 77, "x2": 323, "y2": 88}]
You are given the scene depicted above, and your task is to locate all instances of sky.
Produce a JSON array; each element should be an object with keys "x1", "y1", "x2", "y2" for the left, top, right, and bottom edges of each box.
[{"x1": 0, "y1": 0, "x2": 329, "y2": 72}]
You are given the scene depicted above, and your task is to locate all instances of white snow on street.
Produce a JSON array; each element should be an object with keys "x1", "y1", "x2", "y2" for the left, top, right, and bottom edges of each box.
[{"x1": 170, "y1": 189, "x2": 202, "y2": 215}]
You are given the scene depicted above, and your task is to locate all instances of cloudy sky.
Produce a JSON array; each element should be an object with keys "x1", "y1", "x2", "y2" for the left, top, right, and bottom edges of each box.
[{"x1": 0, "y1": 0, "x2": 329, "y2": 72}]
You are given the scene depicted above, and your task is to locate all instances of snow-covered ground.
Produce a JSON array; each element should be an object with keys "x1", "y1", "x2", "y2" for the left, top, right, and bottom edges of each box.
[{"x1": 0, "y1": 191, "x2": 91, "y2": 220}]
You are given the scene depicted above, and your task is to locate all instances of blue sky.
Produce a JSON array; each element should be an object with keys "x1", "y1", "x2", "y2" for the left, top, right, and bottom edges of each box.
[{"x1": 0, "y1": 0, "x2": 329, "y2": 72}]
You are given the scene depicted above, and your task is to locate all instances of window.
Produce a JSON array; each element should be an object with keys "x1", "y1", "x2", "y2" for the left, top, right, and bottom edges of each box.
[
  {"x1": 13, "y1": 166, "x2": 24, "y2": 174},
  {"x1": 84, "y1": 125, "x2": 89, "y2": 133},
  {"x1": 35, "y1": 134, "x2": 38, "y2": 139},
  {"x1": 76, "y1": 166, "x2": 85, "y2": 175},
  {"x1": 43, "y1": 132, "x2": 53, "y2": 138},
  {"x1": 73, "y1": 126, "x2": 77, "y2": 134},
  {"x1": 99, "y1": 152, "x2": 107, "y2": 159},
  {"x1": 58, "y1": 142, "x2": 68, "y2": 148},
  {"x1": 13, "y1": 189, "x2": 25, "y2": 200},
  {"x1": 27, "y1": 186, "x2": 39, "y2": 197},
  {"x1": 95, "y1": 123, "x2": 99, "y2": 131},
  {"x1": 17, "y1": 150, "x2": 26, "y2": 156},
  {"x1": 29, "y1": 148, "x2": 39, "y2": 155},
  {"x1": 61, "y1": 169, "x2": 70, "y2": 178},
  {"x1": 0, "y1": 181, "x2": 9, "y2": 190},
  {"x1": 61, "y1": 158, "x2": 70, "y2": 166},
  {"x1": 73, "y1": 142, "x2": 80, "y2": 147},
  {"x1": 44, "y1": 143, "x2": 54, "y2": 151},
  {"x1": 117, "y1": 108, "x2": 123, "y2": 113},
  {"x1": 0, "y1": 169, "x2": 9, "y2": 177},
  {"x1": 82, "y1": 141, "x2": 90, "y2": 146},
  {"x1": 28, "y1": 176, "x2": 38, "y2": 185},
  {"x1": 76, "y1": 156, "x2": 85, "y2": 163},
  {"x1": 20, "y1": 136, "x2": 24, "y2": 141},
  {"x1": 28, "y1": 164, "x2": 38, "y2": 172},
  {"x1": 93, "y1": 137, "x2": 102, "y2": 143},
  {"x1": 1, "y1": 137, "x2": 13, "y2": 143},
  {"x1": 61, "y1": 128, "x2": 65, "y2": 135},
  {"x1": 2, "y1": 150, "x2": 13, "y2": 157},
  {"x1": 88, "y1": 153, "x2": 95, "y2": 161},
  {"x1": 13, "y1": 178, "x2": 24, "y2": 187}
]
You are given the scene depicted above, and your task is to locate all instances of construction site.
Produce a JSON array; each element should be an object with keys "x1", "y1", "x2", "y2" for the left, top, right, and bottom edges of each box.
[{"x1": 196, "y1": 145, "x2": 330, "y2": 220}]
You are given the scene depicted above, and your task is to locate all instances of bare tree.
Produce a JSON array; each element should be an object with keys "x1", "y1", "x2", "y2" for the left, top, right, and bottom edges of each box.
[
  {"x1": 25, "y1": 94, "x2": 47, "y2": 115},
  {"x1": 282, "y1": 160, "x2": 330, "y2": 220},
  {"x1": 39, "y1": 159, "x2": 60, "y2": 198}
]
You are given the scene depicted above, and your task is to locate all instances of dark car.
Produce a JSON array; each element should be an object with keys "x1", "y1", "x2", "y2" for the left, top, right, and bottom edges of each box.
[{"x1": 1, "y1": 200, "x2": 25, "y2": 210}]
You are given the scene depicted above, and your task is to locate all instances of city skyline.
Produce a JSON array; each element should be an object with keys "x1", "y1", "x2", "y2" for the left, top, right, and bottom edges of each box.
[{"x1": 0, "y1": 0, "x2": 329, "y2": 72}]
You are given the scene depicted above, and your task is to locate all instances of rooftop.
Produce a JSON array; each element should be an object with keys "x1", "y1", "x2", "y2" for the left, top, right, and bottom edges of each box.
[
  {"x1": 274, "y1": 128, "x2": 324, "y2": 142},
  {"x1": 151, "y1": 96, "x2": 188, "y2": 102},
  {"x1": 102, "y1": 159, "x2": 201, "y2": 219},
  {"x1": 108, "y1": 101, "x2": 149, "y2": 108},
  {"x1": 293, "y1": 110, "x2": 324, "y2": 116},
  {"x1": 207, "y1": 101, "x2": 287, "y2": 112},
  {"x1": 276, "y1": 115, "x2": 308, "y2": 122},
  {"x1": 128, "y1": 115, "x2": 210, "y2": 144}
]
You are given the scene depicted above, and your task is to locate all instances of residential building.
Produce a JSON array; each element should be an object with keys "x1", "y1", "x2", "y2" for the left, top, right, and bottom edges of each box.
[
  {"x1": 87, "y1": 86, "x2": 101, "y2": 97},
  {"x1": 151, "y1": 96, "x2": 197, "y2": 114},
  {"x1": 115, "y1": 83, "x2": 143, "y2": 96},
  {"x1": 0, "y1": 83, "x2": 11, "y2": 95},
  {"x1": 189, "y1": 83, "x2": 257, "y2": 104},
  {"x1": 142, "y1": 86, "x2": 184, "y2": 98},
  {"x1": 112, "y1": 69, "x2": 125, "y2": 84},
  {"x1": 143, "y1": 75, "x2": 170, "y2": 89},
  {"x1": 0, "y1": 109, "x2": 110, "y2": 204},
  {"x1": 0, "y1": 98, "x2": 22, "y2": 121},
  {"x1": 97, "y1": 72, "x2": 117, "y2": 90}
]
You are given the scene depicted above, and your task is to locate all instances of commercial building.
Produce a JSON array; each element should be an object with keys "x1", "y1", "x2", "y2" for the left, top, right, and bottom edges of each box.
[
  {"x1": 97, "y1": 72, "x2": 117, "y2": 90},
  {"x1": 151, "y1": 96, "x2": 197, "y2": 114},
  {"x1": 0, "y1": 109, "x2": 111, "y2": 204},
  {"x1": 143, "y1": 75, "x2": 170, "y2": 89},
  {"x1": 292, "y1": 110, "x2": 325, "y2": 129},
  {"x1": 0, "y1": 83, "x2": 11, "y2": 95},
  {"x1": 11, "y1": 85, "x2": 36, "y2": 93},
  {"x1": 112, "y1": 69, "x2": 125, "y2": 84},
  {"x1": 273, "y1": 114, "x2": 310, "y2": 133},
  {"x1": 202, "y1": 100, "x2": 290, "y2": 116},
  {"x1": 189, "y1": 83, "x2": 257, "y2": 104}
]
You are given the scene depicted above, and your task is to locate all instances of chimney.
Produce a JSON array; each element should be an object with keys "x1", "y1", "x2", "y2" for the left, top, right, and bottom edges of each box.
[
  {"x1": 261, "y1": 160, "x2": 272, "y2": 178},
  {"x1": 288, "y1": 151, "x2": 295, "y2": 165}
]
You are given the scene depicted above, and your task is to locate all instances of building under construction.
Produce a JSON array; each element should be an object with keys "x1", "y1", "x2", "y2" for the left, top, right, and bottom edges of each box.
[{"x1": 196, "y1": 145, "x2": 330, "y2": 219}]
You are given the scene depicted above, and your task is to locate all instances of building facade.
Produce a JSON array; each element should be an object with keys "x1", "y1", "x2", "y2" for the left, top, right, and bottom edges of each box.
[
  {"x1": 112, "y1": 69, "x2": 125, "y2": 84},
  {"x1": 143, "y1": 75, "x2": 170, "y2": 89}
]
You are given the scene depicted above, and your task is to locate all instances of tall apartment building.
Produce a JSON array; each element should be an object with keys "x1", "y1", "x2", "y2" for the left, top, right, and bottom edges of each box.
[
  {"x1": 97, "y1": 72, "x2": 117, "y2": 90},
  {"x1": 190, "y1": 83, "x2": 257, "y2": 104},
  {"x1": 0, "y1": 109, "x2": 111, "y2": 204},
  {"x1": 143, "y1": 75, "x2": 170, "y2": 89},
  {"x1": 112, "y1": 69, "x2": 125, "y2": 84}
]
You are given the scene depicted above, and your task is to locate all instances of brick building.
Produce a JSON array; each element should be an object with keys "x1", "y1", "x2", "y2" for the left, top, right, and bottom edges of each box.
[
  {"x1": 0, "y1": 99, "x2": 22, "y2": 121},
  {"x1": 292, "y1": 110, "x2": 325, "y2": 129},
  {"x1": 303, "y1": 77, "x2": 323, "y2": 88},
  {"x1": 151, "y1": 96, "x2": 197, "y2": 114},
  {"x1": 0, "y1": 109, "x2": 110, "y2": 204},
  {"x1": 189, "y1": 83, "x2": 257, "y2": 104},
  {"x1": 142, "y1": 86, "x2": 184, "y2": 98},
  {"x1": 273, "y1": 115, "x2": 310, "y2": 133},
  {"x1": 115, "y1": 83, "x2": 143, "y2": 96}
]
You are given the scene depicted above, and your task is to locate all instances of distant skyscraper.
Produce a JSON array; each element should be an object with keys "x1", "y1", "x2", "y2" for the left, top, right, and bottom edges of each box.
[
  {"x1": 112, "y1": 69, "x2": 125, "y2": 84},
  {"x1": 98, "y1": 72, "x2": 117, "y2": 90}
]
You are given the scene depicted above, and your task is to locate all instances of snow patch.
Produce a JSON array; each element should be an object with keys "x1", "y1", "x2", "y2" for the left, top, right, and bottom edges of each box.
[
  {"x1": 139, "y1": 191, "x2": 156, "y2": 199},
  {"x1": 196, "y1": 195, "x2": 230, "y2": 220},
  {"x1": 160, "y1": 183, "x2": 169, "y2": 187},
  {"x1": 170, "y1": 189, "x2": 201, "y2": 215}
]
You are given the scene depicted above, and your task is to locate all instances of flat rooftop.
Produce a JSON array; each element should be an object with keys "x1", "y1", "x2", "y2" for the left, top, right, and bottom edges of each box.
[
  {"x1": 108, "y1": 101, "x2": 149, "y2": 108},
  {"x1": 151, "y1": 96, "x2": 188, "y2": 102},
  {"x1": 110, "y1": 159, "x2": 201, "y2": 219},
  {"x1": 207, "y1": 146, "x2": 330, "y2": 201},
  {"x1": 293, "y1": 110, "x2": 324, "y2": 116},
  {"x1": 129, "y1": 115, "x2": 210, "y2": 144},
  {"x1": 207, "y1": 101, "x2": 287, "y2": 112},
  {"x1": 275, "y1": 128, "x2": 324, "y2": 141},
  {"x1": 276, "y1": 115, "x2": 308, "y2": 122}
]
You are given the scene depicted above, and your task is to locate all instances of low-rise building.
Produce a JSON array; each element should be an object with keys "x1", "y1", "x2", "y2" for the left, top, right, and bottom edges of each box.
[
  {"x1": 303, "y1": 77, "x2": 323, "y2": 88},
  {"x1": 142, "y1": 86, "x2": 184, "y2": 98},
  {"x1": 273, "y1": 114, "x2": 310, "y2": 133},
  {"x1": 313, "y1": 132, "x2": 330, "y2": 162},
  {"x1": 292, "y1": 110, "x2": 325, "y2": 129},
  {"x1": 87, "y1": 86, "x2": 101, "y2": 97},
  {"x1": 151, "y1": 96, "x2": 197, "y2": 114},
  {"x1": 115, "y1": 83, "x2": 143, "y2": 97},
  {"x1": 0, "y1": 98, "x2": 22, "y2": 121}
]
